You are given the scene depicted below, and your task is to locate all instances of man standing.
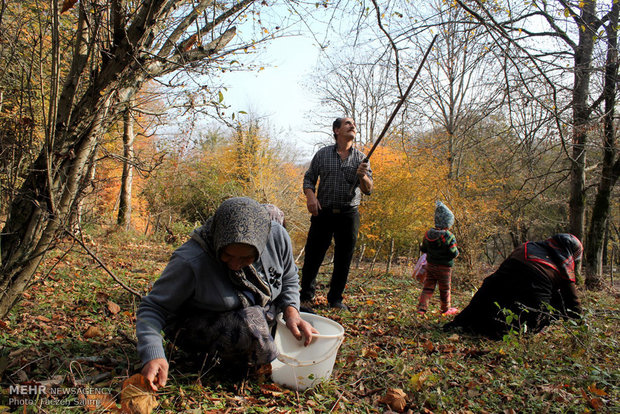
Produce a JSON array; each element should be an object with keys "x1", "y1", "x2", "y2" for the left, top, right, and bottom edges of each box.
[{"x1": 300, "y1": 117, "x2": 373, "y2": 310}]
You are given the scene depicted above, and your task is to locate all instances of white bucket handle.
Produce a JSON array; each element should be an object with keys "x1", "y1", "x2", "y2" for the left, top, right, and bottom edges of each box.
[{"x1": 277, "y1": 335, "x2": 344, "y2": 367}]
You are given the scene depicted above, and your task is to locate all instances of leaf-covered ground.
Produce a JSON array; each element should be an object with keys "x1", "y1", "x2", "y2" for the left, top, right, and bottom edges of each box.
[{"x1": 1, "y1": 229, "x2": 618, "y2": 413}]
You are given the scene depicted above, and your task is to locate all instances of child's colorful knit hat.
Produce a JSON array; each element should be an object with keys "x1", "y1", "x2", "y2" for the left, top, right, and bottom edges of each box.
[{"x1": 434, "y1": 201, "x2": 455, "y2": 229}]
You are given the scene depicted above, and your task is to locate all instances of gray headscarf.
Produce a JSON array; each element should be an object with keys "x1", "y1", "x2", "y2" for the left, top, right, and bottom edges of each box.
[{"x1": 191, "y1": 197, "x2": 272, "y2": 308}]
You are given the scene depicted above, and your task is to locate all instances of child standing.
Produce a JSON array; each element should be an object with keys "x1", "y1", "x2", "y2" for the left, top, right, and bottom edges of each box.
[{"x1": 417, "y1": 201, "x2": 459, "y2": 316}]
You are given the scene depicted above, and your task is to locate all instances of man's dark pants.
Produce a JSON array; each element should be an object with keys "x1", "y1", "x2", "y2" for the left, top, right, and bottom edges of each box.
[{"x1": 300, "y1": 208, "x2": 360, "y2": 304}]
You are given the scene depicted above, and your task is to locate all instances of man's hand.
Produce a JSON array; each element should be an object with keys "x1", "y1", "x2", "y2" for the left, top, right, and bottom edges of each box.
[
  {"x1": 141, "y1": 358, "x2": 168, "y2": 391},
  {"x1": 304, "y1": 190, "x2": 321, "y2": 216},
  {"x1": 283, "y1": 306, "x2": 318, "y2": 346},
  {"x1": 356, "y1": 160, "x2": 370, "y2": 178},
  {"x1": 356, "y1": 161, "x2": 373, "y2": 194}
]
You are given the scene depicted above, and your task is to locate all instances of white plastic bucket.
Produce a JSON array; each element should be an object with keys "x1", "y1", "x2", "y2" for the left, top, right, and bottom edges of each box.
[{"x1": 271, "y1": 312, "x2": 345, "y2": 390}]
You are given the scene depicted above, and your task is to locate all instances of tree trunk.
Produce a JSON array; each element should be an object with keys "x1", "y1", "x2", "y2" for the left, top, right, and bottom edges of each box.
[
  {"x1": 585, "y1": 1, "x2": 620, "y2": 290},
  {"x1": 0, "y1": 97, "x2": 110, "y2": 317},
  {"x1": 356, "y1": 243, "x2": 366, "y2": 269},
  {"x1": 603, "y1": 221, "x2": 609, "y2": 267},
  {"x1": 611, "y1": 243, "x2": 615, "y2": 288},
  {"x1": 295, "y1": 246, "x2": 305, "y2": 264},
  {"x1": 369, "y1": 242, "x2": 382, "y2": 274},
  {"x1": 117, "y1": 105, "x2": 134, "y2": 230},
  {"x1": 386, "y1": 237, "x2": 395, "y2": 273},
  {"x1": 569, "y1": 0, "x2": 597, "y2": 243},
  {"x1": 69, "y1": 149, "x2": 98, "y2": 233}
]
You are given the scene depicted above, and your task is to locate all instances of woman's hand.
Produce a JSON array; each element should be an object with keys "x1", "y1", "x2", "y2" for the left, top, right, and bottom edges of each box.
[
  {"x1": 141, "y1": 358, "x2": 169, "y2": 391},
  {"x1": 283, "y1": 305, "x2": 318, "y2": 346}
]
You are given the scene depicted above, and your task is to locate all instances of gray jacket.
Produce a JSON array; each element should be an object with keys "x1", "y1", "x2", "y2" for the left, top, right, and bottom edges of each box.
[{"x1": 136, "y1": 222, "x2": 300, "y2": 364}]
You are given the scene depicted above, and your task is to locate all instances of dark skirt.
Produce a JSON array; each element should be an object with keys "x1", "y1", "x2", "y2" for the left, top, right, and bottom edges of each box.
[
  {"x1": 444, "y1": 259, "x2": 555, "y2": 339},
  {"x1": 164, "y1": 305, "x2": 279, "y2": 367}
]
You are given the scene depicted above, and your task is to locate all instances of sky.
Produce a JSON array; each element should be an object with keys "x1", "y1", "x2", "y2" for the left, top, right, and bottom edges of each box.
[{"x1": 218, "y1": 34, "x2": 326, "y2": 162}]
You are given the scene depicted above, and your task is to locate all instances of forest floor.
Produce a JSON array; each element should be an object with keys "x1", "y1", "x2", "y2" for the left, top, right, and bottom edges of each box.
[{"x1": 0, "y1": 228, "x2": 618, "y2": 413}]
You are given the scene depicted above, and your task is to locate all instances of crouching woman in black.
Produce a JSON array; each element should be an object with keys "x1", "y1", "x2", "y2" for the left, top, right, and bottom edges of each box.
[{"x1": 444, "y1": 234, "x2": 583, "y2": 339}]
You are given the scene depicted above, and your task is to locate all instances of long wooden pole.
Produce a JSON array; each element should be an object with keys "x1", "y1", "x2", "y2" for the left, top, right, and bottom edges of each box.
[{"x1": 350, "y1": 34, "x2": 438, "y2": 194}]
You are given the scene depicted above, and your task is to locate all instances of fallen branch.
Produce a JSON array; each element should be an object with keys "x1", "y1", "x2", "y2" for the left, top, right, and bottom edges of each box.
[
  {"x1": 71, "y1": 356, "x2": 119, "y2": 364},
  {"x1": 65, "y1": 230, "x2": 142, "y2": 299},
  {"x1": 118, "y1": 329, "x2": 138, "y2": 347},
  {"x1": 76, "y1": 371, "x2": 112, "y2": 386}
]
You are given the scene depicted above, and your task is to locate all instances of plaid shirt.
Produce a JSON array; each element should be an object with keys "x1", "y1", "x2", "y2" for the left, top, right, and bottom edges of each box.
[{"x1": 303, "y1": 144, "x2": 372, "y2": 209}]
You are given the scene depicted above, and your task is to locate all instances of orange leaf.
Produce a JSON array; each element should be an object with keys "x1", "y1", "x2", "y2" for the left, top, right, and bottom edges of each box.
[
  {"x1": 422, "y1": 340, "x2": 435, "y2": 353},
  {"x1": 61, "y1": 0, "x2": 78, "y2": 13},
  {"x1": 35, "y1": 315, "x2": 51, "y2": 322},
  {"x1": 107, "y1": 301, "x2": 121, "y2": 315},
  {"x1": 79, "y1": 392, "x2": 119, "y2": 412},
  {"x1": 361, "y1": 347, "x2": 379, "y2": 359},
  {"x1": 439, "y1": 344, "x2": 455, "y2": 353},
  {"x1": 83, "y1": 326, "x2": 102, "y2": 338},
  {"x1": 588, "y1": 383, "x2": 608, "y2": 397},
  {"x1": 121, "y1": 374, "x2": 157, "y2": 414},
  {"x1": 589, "y1": 397, "x2": 604, "y2": 411},
  {"x1": 378, "y1": 388, "x2": 407, "y2": 413},
  {"x1": 260, "y1": 383, "x2": 284, "y2": 396}
]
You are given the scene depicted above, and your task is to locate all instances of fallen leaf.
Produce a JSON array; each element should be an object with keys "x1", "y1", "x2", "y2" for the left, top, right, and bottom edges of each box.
[
  {"x1": 95, "y1": 292, "x2": 109, "y2": 303},
  {"x1": 439, "y1": 344, "x2": 455, "y2": 353},
  {"x1": 447, "y1": 333, "x2": 460, "y2": 341},
  {"x1": 83, "y1": 326, "x2": 102, "y2": 338},
  {"x1": 422, "y1": 340, "x2": 435, "y2": 353},
  {"x1": 107, "y1": 301, "x2": 121, "y2": 315},
  {"x1": 121, "y1": 374, "x2": 157, "y2": 414},
  {"x1": 35, "y1": 315, "x2": 51, "y2": 323},
  {"x1": 346, "y1": 353, "x2": 357, "y2": 363},
  {"x1": 464, "y1": 348, "x2": 490, "y2": 358},
  {"x1": 539, "y1": 384, "x2": 572, "y2": 402},
  {"x1": 260, "y1": 383, "x2": 284, "y2": 396},
  {"x1": 588, "y1": 383, "x2": 608, "y2": 397},
  {"x1": 465, "y1": 381, "x2": 478, "y2": 389},
  {"x1": 589, "y1": 397, "x2": 604, "y2": 411},
  {"x1": 79, "y1": 392, "x2": 119, "y2": 412},
  {"x1": 378, "y1": 388, "x2": 407, "y2": 412},
  {"x1": 362, "y1": 347, "x2": 379, "y2": 359},
  {"x1": 409, "y1": 369, "x2": 433, "y2": 391},
  {"x1": 255, "y1": 364, "x2": 272, "y2": 376}
]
